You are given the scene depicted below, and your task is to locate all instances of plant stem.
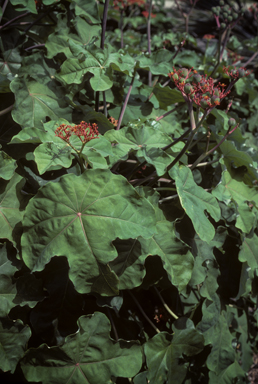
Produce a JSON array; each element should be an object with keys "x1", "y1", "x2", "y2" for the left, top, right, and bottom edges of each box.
[
  {"x1": 153, "y1": 287, "x2": 179, "y2": 319},
  {"x1": 159, "y1": 194, "x2": 178, "y2": 203},
  {"x1": 116, "y1": 68, "x2": 136, "y2": 130},
  {"x1": 101, "y1": 0, "x2": 109, "y2": 49},
  {"x1": 0, "y1": 11, "x2": 30, "y2": 30},
  {"x1": 25, "y1": 43, "x2": 45, "y2": 51},
  {"x1": 102, "y1": 91, "x2": 107, "y2": 117},
  {"x1": 95, "y1": 0, "x2": 109, "y2": 113},
  {"x1": 120, "y1": 9, "x2": 124, "y2": 49},
  {"x1": 0, "y1": 0, "x2": 9, "y2": 24},
  {"x1": 243, "y1": 51, "x2": 258, "y2": 67},
  {"x1": 147, "y1": 0, "x2": 153, "y2": 86},
  {"x1": 128, "y1": 291, "x2": 160, "y2": 334},
  {"x1": 156, "y1": 106, "x2": 178, "y2": 121},
  {"x1": 107, "y1": 308, "x2": 119, "y2": 341},
  {"x1": 23, "y1": 8, "x2": 55, "y2": 33},
  {"x1": 190, "y1": 124, "x2": 239, "y2": 169},
  {"x1": 136, "y1": 109, "x2": 207, "y2": 187},
  {"x1": 0, "y1": 104, "x2": 13, "y2": 116},
  {"x1": 127, "y1": 128, "x2": 191, "y2": 180}
]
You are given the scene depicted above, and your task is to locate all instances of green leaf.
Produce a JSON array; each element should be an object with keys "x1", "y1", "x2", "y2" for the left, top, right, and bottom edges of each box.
[
  {"x1": 109, "y1": 99, "x2": 153, "y2": 126},
  {"x1": 144, "y1": 319, "x2": 204, "y2": 383},
  {"x1": 0, "y1": 173, "x2": 27, "y2": 245},
  {"x1": 199, "y1": 259, "x2": 220, "y2": 300},
  {"x1": 0, "y1": 151, "x2": 17, "y2": 180},
  {"x1": 169, "y1": 165, "x2": 221, "y2": 242},
  {"x1": 238, "y1": 234, "x2": 258, "y2": 273},
  {"x1": 173, "y1": 50, "x2": 201, "y2": 67},
  {"x1": 0, "y1": 272, "x2": 45, "y2": 317},
  {"x1": 105, "y1": 122, "x2": 175, "y2": 174},
  {"x1": 153, "y1": 84, "x2": 185, "y2": 109},
  {"x1": 10, "y1": 76, "x2": 73, "y2": 129},
  {"x1": 190, "y1": 227, "x2": 227, "y2": 286},
  {"x1": 197, "y1": 295, "x2": 221, "y2": 335},
  {"x1": 212, "y1": 170, "x2": 258, "y2": 234},
  {"x1": 205, "y1": 313, "x2": 236, "y2": 376},
  {"x1": 0, "y1": 33, "x2": 22, "y2": 80},
  {"x1": 139, "y1": 221, "x2": 194, "y2": 292},
  {"x1": 70, "y1": 0, "x2": 101, "y2": 23},
  {"x1": 110, "y1": 238, "x2": 146, "y2": 290},
  {"x1": 34, "y1": 142, "x2": 73, "y2": 174},
  {"x1": 57, "y1": 45, "x2": 135, "y2": 92},
  {"x1": 0, "y1": 318, "x2": 31, "y2": 374},
  {"x1": 218, "y1": 140, "x2": 258, "y2": 185},
  {"x1": 10, "y1": 0, "x2": 37, "y2": 13},
  {"x1": 21, "y1": 170, "x2": 157, "y2": 294},
  {"x1": 21, "y1": 313, "x2": 142, "y2": 383},
  {"x1": 137, "y1": 49, "x2": 174, "y2": 75},
  {"x1": 0, "y1": 243, "x2": 21, "y2": 277},
  {"x1": 209, "y1": 360, "x2": 246, "y2": 384}
]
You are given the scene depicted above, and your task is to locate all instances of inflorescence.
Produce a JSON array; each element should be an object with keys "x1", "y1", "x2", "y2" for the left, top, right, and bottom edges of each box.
[
  {"x1": 168, "y1": 67, "x2": 249, "y2": 110},
  {"x1": 55, "y1": 121, "x2": 99, "y2": 145}
]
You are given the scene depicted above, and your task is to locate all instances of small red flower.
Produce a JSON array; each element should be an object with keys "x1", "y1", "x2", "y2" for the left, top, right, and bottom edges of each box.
[
  {"x1": 223, "y1": 66, "x2": 251, "y2": 79},
  {"x1": 168, "y1": 67, "x2": 231, "y2": 110},
  {"x1": 203, "y1": 34, "x2": 215, "y2": 40},
  {"x1": 142, "y1": 10, "x2": 156, "y2": 18},
  {"x1": 55, "y1": 122, "x2": 99, "y2": 145}
]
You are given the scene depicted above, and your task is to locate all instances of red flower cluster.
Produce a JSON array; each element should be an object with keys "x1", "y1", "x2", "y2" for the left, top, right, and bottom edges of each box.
[
  {"x1": 55, "y1": 122, "x2": 99, "y2": 145},
  {"x1": 168, "y1": 67, "x2": 230, "y2": 110},
  {"x1": 203, "y1": 34, "x2": 215, "y2": 40},
  {"x1": 142, "y1": 11, "x2": 156, "y2": 18},
  {"x1": 223, "y1": 66, "x2": 251, "y2": 79}
]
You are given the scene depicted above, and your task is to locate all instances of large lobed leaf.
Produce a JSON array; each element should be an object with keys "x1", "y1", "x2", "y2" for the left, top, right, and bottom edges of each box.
[
  {"x1": 144, "y1": 319, "x2": 204, "y2": 383},
  {"x1": 212, "y1": 170, "x2": 258, "y2": 234},
  {"x1": 170, "y1": 165, "x2": 221, "y2": 242},
  {"x1": 21, "y1": 169, "x2": 156, "y2": 294},
  {"x1": 0, "y1": 173, "x2": 28, "y2": 245},
  {"x1": 0, "y1": 318, "x2": 31, "y2": 374},
  {"x1": 21, "y1": 312, "x2": 142, "y2": 384}
]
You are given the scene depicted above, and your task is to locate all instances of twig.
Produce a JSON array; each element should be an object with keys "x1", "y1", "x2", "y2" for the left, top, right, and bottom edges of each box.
[
  {"x1": 107, "y1": 308, "x2": 119, "y2": 341},
  {"x1": 0, "y1": 0, "x2": 9, "y2": 24},
  {"x1": 96, "y1": 0, "x2": 109, "y2": 113},
  {"x1": 190, "y1": 123, "x2": 239, "y2": 169},
  {"x1": 116, "y1": 68, "x2": 136, "y2": 130},
  {"x1": 25, "y1": 43, "x2": 45, "y2": 51},
  {"x1": 0, "y1": 11, "x2": 30, "y2": 30},
  {"x1": 242, "y1": 51, "x2": 258, "y2": 67},
  {"x1": 101, "y1": 0, "x2": 110, "y2": 49},
  {"x1": 156, "y1": 106, "x2": 178, "y2": 121},
  {"x1": 147, "y1": 0, "x2": 153, "y2": 86},
  {"x1": 102, "y1": 91, "x2": 107, "y2": 117},
  {"x1": 153, "y1": 287, "x2": 179, "y2": 319},
  {"x1": 23, "y1": 8, "x2": 55, "y2": 33},
  {"x1": 0, "y1": 104, "x2": 13, "y2": 116},
  {"x1": 128, "y1": 291, "x2": 160, "y2": 333}
]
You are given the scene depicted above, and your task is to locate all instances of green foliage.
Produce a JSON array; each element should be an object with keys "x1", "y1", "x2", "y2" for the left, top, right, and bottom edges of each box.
[{"x1": 0, "y1": 0, "x2": 258, "y2": 383}]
